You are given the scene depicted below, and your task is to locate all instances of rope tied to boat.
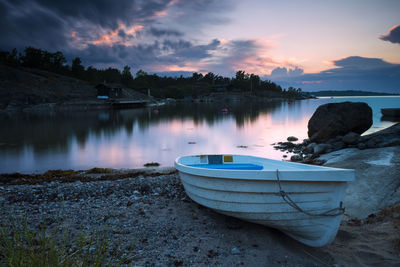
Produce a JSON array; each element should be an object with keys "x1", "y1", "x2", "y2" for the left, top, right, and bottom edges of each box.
[{"x1": 275, "y1": 169, "x2": 345, "y2": 217}]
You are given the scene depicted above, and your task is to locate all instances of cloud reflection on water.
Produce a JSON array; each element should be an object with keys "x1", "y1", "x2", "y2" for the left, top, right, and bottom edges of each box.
[{"x1": 0, "y1": 97, "x2": 399, "y2": 173}]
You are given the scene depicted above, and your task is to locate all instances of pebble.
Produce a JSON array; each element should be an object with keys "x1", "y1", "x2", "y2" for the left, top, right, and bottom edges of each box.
[
  {"x1": 287, "y1": 136, "x2": 298, "y2": 142},
  {"x1": 290, "y1": 155, "x2": 303, "y2": 162},
  {"x1": 231, "y1": 247, "x2": 240, "y2": 255},
  {"x1": 0, "y1": 172, "x2": 186, "y2": 266}
]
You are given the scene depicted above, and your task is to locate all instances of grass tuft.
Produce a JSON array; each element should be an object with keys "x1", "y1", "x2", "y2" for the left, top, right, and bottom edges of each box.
[{"x1": 0, "y1": 214, "x2": 119, "y2": 267}]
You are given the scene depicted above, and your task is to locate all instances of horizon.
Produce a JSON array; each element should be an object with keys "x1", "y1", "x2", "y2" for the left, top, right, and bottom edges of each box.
[{"x1": 1, "y1": 0, "x2": 400, "y2": 93}]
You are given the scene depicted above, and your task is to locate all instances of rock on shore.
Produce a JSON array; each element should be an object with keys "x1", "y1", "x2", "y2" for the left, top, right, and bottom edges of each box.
[
  {"x1": 321, "y1": 146, "x2": 400, "y2": 218},
  {"x1": 308, "y1": 102, "x2": 372, "y2": 143}
]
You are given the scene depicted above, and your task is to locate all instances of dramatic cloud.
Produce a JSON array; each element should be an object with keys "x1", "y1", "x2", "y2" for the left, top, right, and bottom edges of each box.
[
  {"x1": 1, "y1": 0, "x2": 163, "y2": 50},
  {"x1": 380, "y1": 25, "x2": 400, "y2": 44},
  {"x1": 0, "y1": 0, "x2": 233, "y2": 64},
  {"x1": 1, "y1": 0, "x2": 286, "y2": 77},
  {"x1": 269, "y1": 56, "x2": 400, "y2": 93}
]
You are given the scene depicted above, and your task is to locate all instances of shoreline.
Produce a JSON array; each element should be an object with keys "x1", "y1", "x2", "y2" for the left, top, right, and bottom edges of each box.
[{"x1": 1, "y1": 95, "x2": 306, "y2": 113}]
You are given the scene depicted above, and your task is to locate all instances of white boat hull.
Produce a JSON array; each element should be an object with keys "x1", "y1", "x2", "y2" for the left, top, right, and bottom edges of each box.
[{"x1": 175, "y1": 155, "x2": 354, "y2": 247}]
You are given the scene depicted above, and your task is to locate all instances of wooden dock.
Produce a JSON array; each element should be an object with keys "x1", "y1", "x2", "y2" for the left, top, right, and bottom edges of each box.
[{"x1": 110, "y1": 99, "x2": 150, "y2": 109}]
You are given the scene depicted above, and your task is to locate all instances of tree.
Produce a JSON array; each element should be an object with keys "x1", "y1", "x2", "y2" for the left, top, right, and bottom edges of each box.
[
  {"x1": 235, "y1": 70, "x2": 248, "y2": 81},
  {"x1": 71, "y1": 57, "x2": 84, "y2": 78},
  {"x1": 85, "y1": 66, "x2": 100, "y2": 83},
  {"x1": 121, "y1": 65, "x2": 134, "y2": 87},
  {"x1": 192, "y1": 72, "x2": 203, "y2": 81},
  {"x1": 101, "y1": 67, "x2": 121, "y2": 84},
  {"x1": 51, "y1": 51, "x2": 67, "y2": 71},
  {"x1": 233, "y1": 70, "x2": 250, "y2": 91},
  {"x1": 203, "y1": 72, "x2": 215, "y2": 84},
  {"x1": 20, "y1": 47, "x2": 67, "y2": 73},
  {"x1": 21, "y1": 47, "x2": 43, "y2": 68},
  {"x1": 249, "y1": 74, "x2": 260, "y2": 92},
  {"x1": 0, "y1": 48, "x2": 19, "y2": 66},
  {"x1": 136, "y1": 69, "x2": 147, "y2": 78}
]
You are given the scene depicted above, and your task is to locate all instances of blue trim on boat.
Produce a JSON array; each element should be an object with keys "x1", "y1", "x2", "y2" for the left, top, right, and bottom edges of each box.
[{"x1": 188, "y1": 163, "x2": 263, "y2": 170}]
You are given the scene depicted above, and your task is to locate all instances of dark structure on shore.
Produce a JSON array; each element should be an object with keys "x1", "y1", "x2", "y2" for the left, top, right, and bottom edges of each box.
[{"x1": 96, "y1": 84, "x2": 122, "y2": 99}]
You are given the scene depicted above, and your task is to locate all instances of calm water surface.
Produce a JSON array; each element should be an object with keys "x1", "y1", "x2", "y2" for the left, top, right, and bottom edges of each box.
[{"x1": 0, "y1": 96, "x2": 399, "y2": 173}]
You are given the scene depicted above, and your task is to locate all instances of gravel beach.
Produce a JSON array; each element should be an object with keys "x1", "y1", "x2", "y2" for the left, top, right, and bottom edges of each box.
[{"x1": 1, "y1": 166, "x2": 399, "y2": 266}]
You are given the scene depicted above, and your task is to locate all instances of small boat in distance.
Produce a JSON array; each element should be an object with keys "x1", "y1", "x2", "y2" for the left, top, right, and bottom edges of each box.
[
  {"x1": 175, "y1": 154, "x2": 354, "y2": 247},
  {"x1": 381, "y1": 108, "x2": 400, "y2": 117}
]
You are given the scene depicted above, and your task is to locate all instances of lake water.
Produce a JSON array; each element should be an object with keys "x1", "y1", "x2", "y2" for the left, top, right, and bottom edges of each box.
[{"x1": 0, "y1": 96, "x2": 399, "y2": 173}]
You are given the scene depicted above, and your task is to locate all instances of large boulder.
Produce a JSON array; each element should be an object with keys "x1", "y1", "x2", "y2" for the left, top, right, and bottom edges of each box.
[{"x1": 308, "y1": 102, "x2": 372, "y2": 143}]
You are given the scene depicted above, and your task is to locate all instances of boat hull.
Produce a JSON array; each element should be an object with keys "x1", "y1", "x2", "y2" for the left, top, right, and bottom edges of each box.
[{"x1": 175, "y1": 155, "x2": 354, "y2": 247}]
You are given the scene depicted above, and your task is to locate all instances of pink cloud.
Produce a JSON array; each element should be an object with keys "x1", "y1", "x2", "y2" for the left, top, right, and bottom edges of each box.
[{"x1": 91, "y1": 24, "x2": 144, "y2": 46}]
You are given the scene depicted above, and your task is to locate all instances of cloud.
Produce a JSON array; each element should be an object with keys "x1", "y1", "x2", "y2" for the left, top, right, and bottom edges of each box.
[
  {"x1": 168, "y1": 39, "x2": 221, "y2": 60},
  {"x1": 198, "y1": 38, "x2": 281, "y2": 76},
  {"x1": 73, "y1": 38, "x2": 222, "y2": 72},
  {"x1": 332, "y1": 56, "x2": 394, "y2": 69},
  {"x1": 33, "y1": 0, "x2": 170, "y2": 28},
  {"x1": 268, "y1": 56, "x2": 400, "y2": 93},
  {"x1": 380, "y1": 25, "x2": 400, "y2": 44},
  {"x1": 149, "y1": 27, "x2": 183, "y2": 37},
  {"x1": 0, "y1": 0, "x2": 280, "y2": 77},
  {"x1": 270, "y1": 66, "x2": 304, "y2": 78},
  {"x1": 0, "y1": 1, "x2": 69, "y2": 50},
  {"x1": 0, "y1": 0, "x2": 232, "y2": 53}
]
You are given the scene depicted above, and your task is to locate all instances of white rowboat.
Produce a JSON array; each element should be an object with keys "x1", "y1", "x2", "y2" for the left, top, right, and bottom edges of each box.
[{"x1": 174, "y1": 154, "x2": 354, "y2": 247}]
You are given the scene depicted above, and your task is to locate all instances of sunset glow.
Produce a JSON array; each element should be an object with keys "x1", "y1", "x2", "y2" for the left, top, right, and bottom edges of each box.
[
  {"x1": 91, "y1": 24, "x2": 144, "y2": 47},
  {"x1": 1, "y1": 0, "x2": 399, "y2": 92}
]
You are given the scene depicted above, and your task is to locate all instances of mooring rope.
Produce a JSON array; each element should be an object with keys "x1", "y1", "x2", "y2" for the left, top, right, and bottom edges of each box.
[{"x1": 275, "y1": 169, "x2": 345, "y2": 217}]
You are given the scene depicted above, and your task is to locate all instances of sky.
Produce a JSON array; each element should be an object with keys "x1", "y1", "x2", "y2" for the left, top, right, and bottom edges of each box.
[{"x1": 1, "y1": 0, "x2": 400, "y2": 92}]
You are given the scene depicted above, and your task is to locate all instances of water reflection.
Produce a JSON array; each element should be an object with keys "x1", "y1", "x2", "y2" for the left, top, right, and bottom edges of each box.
[{"x1": 0, "y1": 96, "x2": 399, "y2": 173}]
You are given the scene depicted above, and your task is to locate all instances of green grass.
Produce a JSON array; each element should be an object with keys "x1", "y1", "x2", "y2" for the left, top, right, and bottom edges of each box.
[{"x1": 0, "y1": 214, "x2": 127, "y2": 267}]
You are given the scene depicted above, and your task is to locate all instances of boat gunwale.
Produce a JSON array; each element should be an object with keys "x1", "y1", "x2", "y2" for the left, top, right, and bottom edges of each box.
[{"x1": 175, "y1": 155, "x2": 354, "y2": 182}]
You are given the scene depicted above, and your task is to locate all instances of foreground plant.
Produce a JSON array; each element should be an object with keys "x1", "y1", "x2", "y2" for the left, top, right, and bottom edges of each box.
[{"x1": 0, "y1": 214, "x2": 124, "y2": 267}]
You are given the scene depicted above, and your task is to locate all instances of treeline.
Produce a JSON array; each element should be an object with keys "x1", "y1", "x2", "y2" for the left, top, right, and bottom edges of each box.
[{"x1": 0, "y1": 47, "x2": 305, "y2": 99}]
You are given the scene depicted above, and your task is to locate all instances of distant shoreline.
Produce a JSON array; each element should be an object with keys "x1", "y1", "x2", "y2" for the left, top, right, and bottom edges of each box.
[{"x1": 309, "y1": 90, "x2": 399, "y2": 97}]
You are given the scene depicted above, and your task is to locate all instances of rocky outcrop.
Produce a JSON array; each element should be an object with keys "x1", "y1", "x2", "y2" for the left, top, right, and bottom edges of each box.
[
  {"x1": 308, "y1": 102, "x2": 372, "y2": 143},
  {"x1": 274, "y1": 123, "x2": 400, "y2": 165},
  {"x1": 320, "y1": 146, "x2": 400, "y2": 219}
]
